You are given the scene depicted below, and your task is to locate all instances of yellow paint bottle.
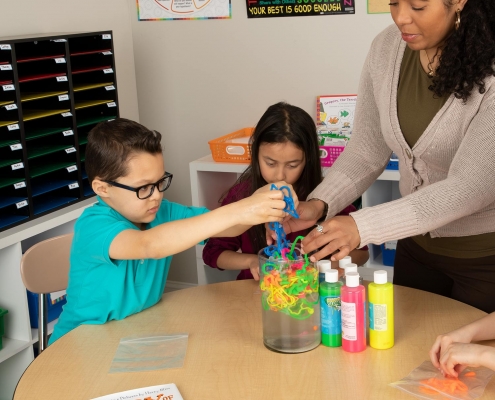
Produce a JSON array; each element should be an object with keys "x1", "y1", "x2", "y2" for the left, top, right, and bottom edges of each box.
[{"x1": 368, "y1": 270, "x2": 394, "y2": 349}]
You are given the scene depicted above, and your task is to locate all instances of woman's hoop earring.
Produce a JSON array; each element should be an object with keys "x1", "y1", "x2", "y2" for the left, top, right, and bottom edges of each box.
[{"x1": 455, "y1": 9, "x2": 461, "y2": 31}]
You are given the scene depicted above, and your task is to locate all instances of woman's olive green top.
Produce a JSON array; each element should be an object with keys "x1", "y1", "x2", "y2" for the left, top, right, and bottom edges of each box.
[{"x1": 398, "y1": 46, "x2": 495, "y2": 258}]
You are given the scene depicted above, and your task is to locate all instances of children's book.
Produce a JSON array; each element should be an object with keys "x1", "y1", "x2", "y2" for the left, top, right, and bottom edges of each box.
[
  {"x1": 317, "y1": 94, "x2": 357, "y2": 138},
  {"x1": 91, "y1": 383, "x2": 184, "y2": 400}
]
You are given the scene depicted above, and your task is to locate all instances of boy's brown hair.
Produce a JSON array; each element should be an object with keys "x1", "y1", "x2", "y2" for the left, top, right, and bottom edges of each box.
[{"x1": 86, "y1": 118, "x2": 162, "y2": 184}]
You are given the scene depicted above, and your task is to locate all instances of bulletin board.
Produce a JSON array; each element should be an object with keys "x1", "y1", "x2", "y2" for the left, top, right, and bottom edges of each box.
[{"x1": 368, "y1": 0, "x2": 390, "y2": 14}]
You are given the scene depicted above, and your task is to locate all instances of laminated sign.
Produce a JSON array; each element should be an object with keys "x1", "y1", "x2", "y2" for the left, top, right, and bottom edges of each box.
[{"x1": 246, "y1": 0, "x2": 355, "y2": 18}]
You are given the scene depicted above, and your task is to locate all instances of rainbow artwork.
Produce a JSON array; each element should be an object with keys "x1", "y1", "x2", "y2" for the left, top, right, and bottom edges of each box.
[{"x1": 137, "y1": 0, "x2": 231, "y2": 21}]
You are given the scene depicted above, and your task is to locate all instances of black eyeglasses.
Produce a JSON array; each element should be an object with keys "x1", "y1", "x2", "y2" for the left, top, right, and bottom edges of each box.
[{"x1": 103, "y1": 172, "x2": 173, "y2": 200}]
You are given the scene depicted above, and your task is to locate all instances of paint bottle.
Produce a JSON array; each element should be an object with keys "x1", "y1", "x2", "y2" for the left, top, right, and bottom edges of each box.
[
  {"x1": 339, "y1": 263, "x2": 363, "y2": 285},
  {"x1": 341, "y1": 271, "x2": 366, "y2": 353},
  {"x1": 339, "y1": 256, "x2": 352, "y2": 269},
  {"x1": 318, "y1": 260, "x2": 332, "y2": 283},
  {"x1": 320, "y1": 269, "x2": 342, "y2": 347},
  {"x1": 369, "y1": 270, "x2": 394, "y2": 349}
]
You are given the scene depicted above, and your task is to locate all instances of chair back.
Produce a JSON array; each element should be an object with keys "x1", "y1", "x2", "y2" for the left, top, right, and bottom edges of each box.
[{"x1": 20, "y1": 233, "x2": 73, "y2": 294}]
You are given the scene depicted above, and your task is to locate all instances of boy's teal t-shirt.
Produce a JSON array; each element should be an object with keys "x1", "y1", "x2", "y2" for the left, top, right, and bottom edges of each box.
[{"x1": 49, "y1": 196, "x2": 209, "y2": 344}]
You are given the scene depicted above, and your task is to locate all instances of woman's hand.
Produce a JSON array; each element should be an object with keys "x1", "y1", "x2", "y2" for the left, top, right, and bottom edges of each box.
[
  {"x1": 436, "y1": 342, "x2": 493, "y2": 378},
  {"x1": 301, "y1": 216, "x2": 361, "y2": 262},
  {"x1": 429, "y1": 328, "x2": 474, "y2": 373}
]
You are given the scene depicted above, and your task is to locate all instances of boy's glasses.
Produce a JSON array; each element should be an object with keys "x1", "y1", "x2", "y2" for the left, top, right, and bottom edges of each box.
[{"x1": 103, "y1": 172, "x2": 173, "y2": 200}]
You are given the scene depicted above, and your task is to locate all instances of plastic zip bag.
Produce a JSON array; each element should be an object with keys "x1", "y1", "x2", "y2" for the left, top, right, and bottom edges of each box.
[
  {"x1": 390, "y1": 361, "x2": 494, "y2": 400},
  {"x1": 109, "y1": 333, "x2": 188, "y2": 373}
]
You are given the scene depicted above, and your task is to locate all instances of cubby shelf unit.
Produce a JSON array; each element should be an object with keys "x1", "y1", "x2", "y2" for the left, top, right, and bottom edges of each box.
[{"x1": 0, "y1": 31, "x2": 120, "y2": 233}]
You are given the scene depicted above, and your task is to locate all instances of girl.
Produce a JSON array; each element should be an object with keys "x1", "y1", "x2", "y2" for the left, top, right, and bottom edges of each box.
[{"x1": 202, "y1": 102, "x2": 369, "y2": 280}]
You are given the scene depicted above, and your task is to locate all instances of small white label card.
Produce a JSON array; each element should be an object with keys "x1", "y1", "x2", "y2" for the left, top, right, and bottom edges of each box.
[
  {"x1": 56, "y1": 76, "x2": 68, "y2": 82},
  {"x1": 103, "y1": 68, "x2": 113, "y2": 74},
  {"x1": 68, "y1": 182, "x2": 79, "y2": 190},
  {"x1": 0, "y1": 64, "x2": 12, "y2": 70},
  {"x1": 7, "y1": 123, "x2": 19, "y2": 131},
  {"x1": 105, "y1": 85, "x2": 115, "y2": 91},
  {"x1": 65, "y1": 147, "x2": 76, "y2": 154},
  {"x1": 10, "y1": 143, "x2": 22, "y2": 151},
  {"x1": 2, "y1": 84, "x2": 15, "y2": 91},
  {"x1": 102, "y1": 34, "x2": 112, "y2": 39},
  {"x1": 107, "y1": 102, "x2": 116, "y2": 107},
  {"x1": 62, "y1": 129, "x2": 74, "y2": 136},
  {"x1": 61, "y1": 112, "x2": 72, "y2": 117},
  {"x1": 58, "y1": 94, "x2": 69, "y2": 101},
  {"x1": 11, "y1": 162, "x2": 24, "y2": 170},
  {"x1": 0, "y1": 44, "x2": 12, "y2": 50},
  {"x1": 5, "y1": 103, "x2": 17, "y2": 110},
  {"x1": 16, "y1": 200, "x2": 28, "y2": 209},
  {"x1": 102, "y1": 51, "x2": 113, "y2": 55},
  {"x1": 14, "y1": 181, "x2": 26, "y2": 189},
  {"x1": 67, "y1": 165, "x2": 78, "y2": 172},
  {"x1": 54, "y1": 58, "x2": 66, "y2": 63},
  {"x1": 51, "y1": 39, "x2": 67, "y2": 42}
]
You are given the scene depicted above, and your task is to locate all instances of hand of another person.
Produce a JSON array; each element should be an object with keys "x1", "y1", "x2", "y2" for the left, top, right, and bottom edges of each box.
[
  {"x1": 254, "y1": 181, "x2": 299, "y2": 212},
  {"x1": 265, "y1": 200, "x2": 322, "y2": 245},
  {"x1": 429, "y1": 329, "x2": 474, "y2": 373},
  {"x1": 301, "y1": 216, "x2": 361, "y2": 262}
]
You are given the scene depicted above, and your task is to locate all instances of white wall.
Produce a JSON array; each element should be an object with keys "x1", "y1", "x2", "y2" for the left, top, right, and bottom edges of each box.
[
  {"x1": 0, "y1": 0, "x2": 140, "y2": 123},
  {"x1": 129, "y1": 0, "x2": 392, "y2": 284}
]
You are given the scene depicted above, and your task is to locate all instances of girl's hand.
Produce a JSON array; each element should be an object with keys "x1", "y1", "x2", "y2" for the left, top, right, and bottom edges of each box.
[
  {"x1": 247, "y1": 255, "x2": 260, "y2": 281},
  {"x1": 437, "y1": 343, "x2": 492, "y2": 378},
  {"x1": 430, "y1": 329, "x2": 474, "y2": 372},
  {"x1": 301, "y1": 216, "x2": 361, "y2": 262}
]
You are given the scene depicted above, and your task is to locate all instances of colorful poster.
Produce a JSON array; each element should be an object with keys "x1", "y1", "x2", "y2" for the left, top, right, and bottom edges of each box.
[
  {"x1": 246, "y1": 0, "x2": 355, "y2": 19},
  {"x1": 317, "y1": 94, "x2": 357, "y2": 137},
  {"x1": 368, "y1": 0, "x2": 390, "y2": 14},
  {"x1": 137, "y1": 0, "x2": 231, "y2": 21}
]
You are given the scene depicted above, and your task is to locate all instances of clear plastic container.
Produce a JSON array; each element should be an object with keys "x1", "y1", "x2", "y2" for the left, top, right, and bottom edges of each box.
[{"x1": 259, "y1": 246, "x2": 320, "y2": 353}]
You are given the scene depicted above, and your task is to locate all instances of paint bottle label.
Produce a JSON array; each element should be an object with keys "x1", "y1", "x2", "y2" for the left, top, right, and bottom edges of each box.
[
  {"x1": 341, "y1": 301, "x2": 357, "y2": 341},
  {"x1": 369, "y1": 303, "x2": 387, "y2": 331}
]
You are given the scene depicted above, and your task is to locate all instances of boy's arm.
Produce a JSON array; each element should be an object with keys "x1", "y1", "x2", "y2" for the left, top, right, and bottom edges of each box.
[{"x1": 109, "y1": 190, "x2": 286, "y2": 260}]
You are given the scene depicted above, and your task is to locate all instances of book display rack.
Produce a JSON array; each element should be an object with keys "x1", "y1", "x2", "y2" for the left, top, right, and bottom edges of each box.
[{"x1": 0, "y1": 31, "x2": 119, "y2": 232}]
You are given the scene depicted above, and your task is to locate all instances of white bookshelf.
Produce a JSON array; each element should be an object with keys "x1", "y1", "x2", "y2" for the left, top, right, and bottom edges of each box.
[
  {"x1": 190, "y1": 154, "x2": 400, "y2": 285},
  {"x1": 0, "y1": 197, "x2": 95, "y2": 400}
]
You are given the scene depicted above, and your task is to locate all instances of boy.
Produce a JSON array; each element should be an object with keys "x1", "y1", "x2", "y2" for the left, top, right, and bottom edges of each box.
[{"x1": 49, "y1": 118, "x2": 295, "y2": 344}]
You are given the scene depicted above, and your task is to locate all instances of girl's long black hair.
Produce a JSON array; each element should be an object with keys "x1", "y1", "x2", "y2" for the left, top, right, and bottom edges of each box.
[
  {"x1": 433, "y1": 1, "x2": 495, "y2": 102},
  {"x1": 222, "y1": 102, "x2": 322, "y2": 254}
]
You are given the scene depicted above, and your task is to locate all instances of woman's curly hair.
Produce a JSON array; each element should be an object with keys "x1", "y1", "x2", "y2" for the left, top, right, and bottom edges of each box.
[{"x1": 433, "y1": 0, "x2": 495, "y2": 102}]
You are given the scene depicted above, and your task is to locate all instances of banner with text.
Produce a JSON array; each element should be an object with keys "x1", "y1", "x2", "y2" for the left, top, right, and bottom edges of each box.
[{"x1": 246, "y1": 0, "x2": 355, "y2": 18}]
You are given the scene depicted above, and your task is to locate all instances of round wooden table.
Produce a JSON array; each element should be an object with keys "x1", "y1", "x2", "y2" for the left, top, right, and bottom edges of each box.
[{"x1": 14, "y1": 280, "x2": 495, "y2": 399}]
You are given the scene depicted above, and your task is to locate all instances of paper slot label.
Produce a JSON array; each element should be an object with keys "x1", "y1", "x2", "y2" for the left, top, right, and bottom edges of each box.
[
  {"x1": 102, "y1": 34, "x2": 112, "y2": 39},
  {"x1": 10, "y1": 143, "x2": 22, "y2": 151},
  {"x1": 101, "y1": 51, "x2": 113, "y2": 55},
  {"x1": 51, "y1": 39, "x2": 67, "y2": 42},
  {"x1": 14, "y1": 181, "x2": 26, "y2": 189},
  {"x1": 61, "y1": 112, "x2": 72, "y2": 117},
  {"x1": 0, "y1": 64, "x2": 12, "y2": 70},
  {"x1": 62, "y1": 130, "x2": 74, "y2": 136},
  {"x1": 55, "y1": 58, "x2": 66, "y2": 64},
  {"x1": 68, "y1": 182, "x2": 79, "y2": 190},
  {"x1": 7, "y1": 124, "x2": 19, "y2": 131},
  {"x1": 5, "y1": 104, "x2": 17, "y2": 110},
  {"x1": 58, "y1": 94, "x2": 69, "y2": 101},
  {"x1": 2, "y1": 84, "x2": 15, "y2": 91},
  {"x1": 56, "y1": 76, "x2": 68, "y2": 82},
  {"x1": 65, "y1": 147, "x2": 76, "y2": 154},
  {"x1": 0, "y1": 44, "x2": 12, "y2": 50},
  {"x1": 16, "y1": 200, "x2": 28, "y2": 209},
  {"x1": 67, "y1": 165, "x2": 77, "y2": 172},
  {"x1": 105, "y1": 85, "x2": 115, "y2": 91},
  {"x1": 103, "y1": 68, "x2": 113, "y2": 74},
  {"x1": 107, "y1": 102, "x2": 116, "y2": 107},
  {"x1": 11, "y1": 162, "x2": 24, "y2": 170}
]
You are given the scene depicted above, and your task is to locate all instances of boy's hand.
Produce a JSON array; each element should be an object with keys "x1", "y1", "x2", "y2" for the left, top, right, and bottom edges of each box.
[
  {"x1": 255, "y1": 181, "x2": 299, "y2": 211},
  {"x1": 235, "y1": 190, "x2": 287, "y2": 226}
]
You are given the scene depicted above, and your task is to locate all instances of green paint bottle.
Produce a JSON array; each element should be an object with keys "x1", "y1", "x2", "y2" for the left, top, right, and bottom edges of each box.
[{"x1": 320, "y1": 269, "x2": 342, "y2": 347}]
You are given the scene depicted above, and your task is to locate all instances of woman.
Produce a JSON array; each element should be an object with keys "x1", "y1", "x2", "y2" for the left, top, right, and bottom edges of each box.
[{"x1": 283, "y1": 0, "x2": 495, "y2": 312}]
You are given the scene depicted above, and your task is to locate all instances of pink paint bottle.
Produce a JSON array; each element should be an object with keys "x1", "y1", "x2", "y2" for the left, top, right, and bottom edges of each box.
[{"x1": 341, "y1": 271, "x2": 366, "y2": 353}]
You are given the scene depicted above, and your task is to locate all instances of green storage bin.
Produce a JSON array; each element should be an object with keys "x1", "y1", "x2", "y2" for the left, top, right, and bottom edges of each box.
[{"x1": 0, "y1": 308, "x2": 8, "y2": 350}]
